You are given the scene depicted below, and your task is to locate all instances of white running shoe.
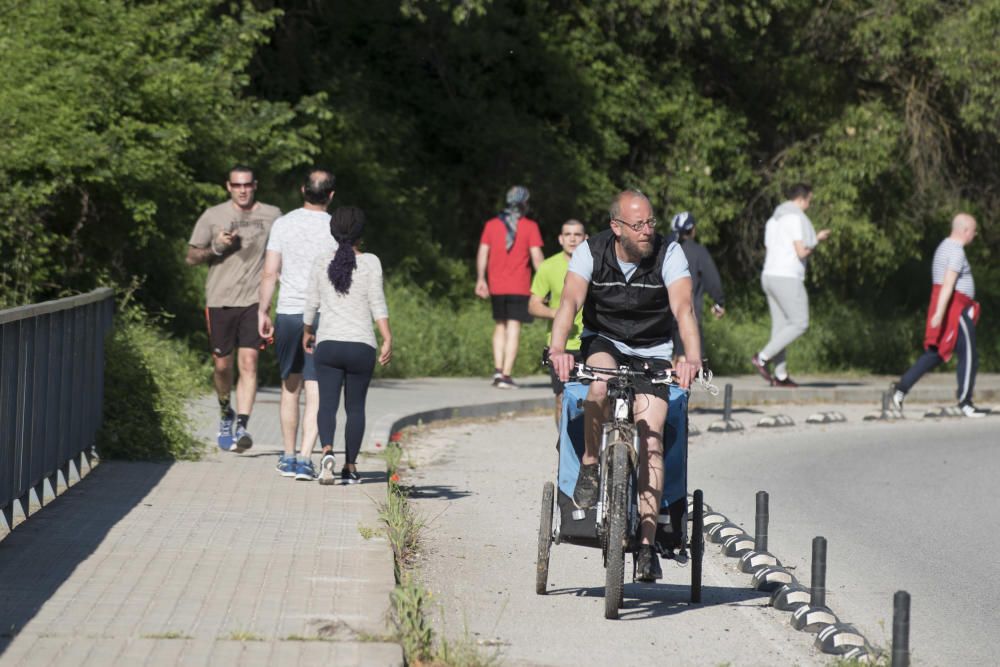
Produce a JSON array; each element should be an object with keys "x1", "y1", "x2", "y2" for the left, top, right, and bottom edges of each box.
[{"x1": 959, "y1": 402, "x2": 988, "y2": 418}]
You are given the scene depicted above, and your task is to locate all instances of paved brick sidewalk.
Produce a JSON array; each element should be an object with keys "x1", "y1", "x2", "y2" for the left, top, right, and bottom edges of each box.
[{"x1": 0, "y1": 391, "x2": 401, "y2": 667}]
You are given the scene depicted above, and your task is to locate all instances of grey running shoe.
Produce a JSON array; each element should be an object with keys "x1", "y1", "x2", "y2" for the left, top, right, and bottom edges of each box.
[
  {"x1": 318, "y1": 453, "x2": 337, "y2": 485},
  {"x1": 495, "y1": 375, "x2": 518, "y2": 389},
  {"x1": 635, "y1": 544, "x2": 662, "y2": 582},
  {"x1": 573, "y1": 463, "x2": 600, "y2": 508}
]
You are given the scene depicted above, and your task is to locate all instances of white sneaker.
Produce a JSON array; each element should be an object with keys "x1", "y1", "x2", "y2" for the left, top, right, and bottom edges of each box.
[
  {"x1": 318, "y1": 453, "x2": 337, "y2": 485},
  {"x1": 891, "y1": 390, "x2": 905, "y2": 413},
  {"x1": 959, "y1": 402, "x2": 988, "y2": 418}
]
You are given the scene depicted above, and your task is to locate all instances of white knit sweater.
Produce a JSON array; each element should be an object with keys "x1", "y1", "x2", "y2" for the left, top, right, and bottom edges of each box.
[{"x1": 302, "y1": 252, "x2": 389, "y2": 349}]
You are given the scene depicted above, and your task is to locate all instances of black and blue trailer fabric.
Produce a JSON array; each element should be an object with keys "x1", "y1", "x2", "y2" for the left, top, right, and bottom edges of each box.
[{"x1": 555, "y1": 380, "x2": 690, "y2": 550}]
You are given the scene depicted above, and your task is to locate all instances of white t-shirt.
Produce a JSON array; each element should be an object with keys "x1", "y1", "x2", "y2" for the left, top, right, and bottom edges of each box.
[
  {"x1": 567, "y1": 238, "x2": 690, "y2": 360},
  {"x1": 762, "y1": 213, "x2": 809, "y2": 280},
  {"x1": 265, "y1": 208, "x2": 338, "y2": 314}
]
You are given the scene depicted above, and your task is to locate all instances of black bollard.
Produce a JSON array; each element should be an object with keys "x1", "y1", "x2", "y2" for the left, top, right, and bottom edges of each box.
[
  {"x1": 791, "y1": 536, "x2": 839, "y2": 632},
  {"x1": 755, "y1": 491, "x2": 769, "y2": 552},
  {"x1": 691, "y1": 489, "x2": 703, "y2": 603},
  {"x1": 739, "y1": 490, "x2": 779, "y2": 571},
  {"x1": 723, "y1": 383, "x2": 733, "y2": 421},
  {"x1": 892, "y1": 591, "x2": 910, "y2": 667},
  {"x1": 810, "y1": 536, "x2": 826, "y2": 608}
]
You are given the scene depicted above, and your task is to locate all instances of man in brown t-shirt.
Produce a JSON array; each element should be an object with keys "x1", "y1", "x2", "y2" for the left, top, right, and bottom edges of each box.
[{"x1": 186, "y1": 166, "x2": 281, "y2": 453}]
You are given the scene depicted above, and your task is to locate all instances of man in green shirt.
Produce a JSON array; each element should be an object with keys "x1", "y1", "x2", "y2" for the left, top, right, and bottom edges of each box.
[{"x1": 529, "y1": 219, "x2": 588, "y2": 425}]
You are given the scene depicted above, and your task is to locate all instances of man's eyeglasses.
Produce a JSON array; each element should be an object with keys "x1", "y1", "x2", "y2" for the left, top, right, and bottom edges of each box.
[
  {"x1": 612, "y1": 217, "x2": 657, "y2": 232},
  {"x1": 228, "y1": 181, "x2": 256, "y2": 189}
]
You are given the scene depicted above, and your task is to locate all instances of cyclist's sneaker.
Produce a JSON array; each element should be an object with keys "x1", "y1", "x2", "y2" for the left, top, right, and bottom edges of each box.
[
  {"x1": 294, "y1": 459, "x2": 317, "y2": 481},
  {"x1": 495, "y1": 375, "x2": 518, "y2": 390},
  {"x1": 217, "y1": 409, "x2": 235, "y2": 451},
  {"x1": 341, "y1": 466, "x2": 361, "y2": 485},
  {"x1": 750, "y1": 354, "x2": 773, "y2": 384},
  {"x1": 891, "y1": 389, "x2": 906, "y2": 413},
  {"x1": 771, "y1": 376, "x2": 798, "y2": 388},
  {"x1": 635, "y1": 544, "x2": 663, "y2": 582},
  {"x1": 959, "y1": 401, "x2": 988, "y2": 418},
  {"x1": 573, "y1": 463, "x2": 600, "y2": 508},
  {"x1": 232, "y1": 425, "x2": 253, "y2": 452},
  {"x1": 276, "y1": 455, "x2": 297, "y2": 477},
  {"x1": 318, "y1": 453, "x2": 337, "y2": 485}
]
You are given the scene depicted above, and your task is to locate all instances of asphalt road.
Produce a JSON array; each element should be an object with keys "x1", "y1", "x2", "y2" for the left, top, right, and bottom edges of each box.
[
  {"x1": 405, "y1": 403, "x2": 996, "y2": 666},
  {"x1": 405, "y1": 414, "x2": 827, "y2": 667},
  {"x1": 688, "y1": 406, "x2": 999, "y2": 666}
]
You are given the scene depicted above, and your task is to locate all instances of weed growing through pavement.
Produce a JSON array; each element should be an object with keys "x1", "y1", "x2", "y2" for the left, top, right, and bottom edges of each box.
[
  {"x1": 358, "y1": 523, "x2": 378, "y2": 540},
  {"x1": 224, "y1": 630, "x2": 264, "y2": 641},
  {"x1": 142, "y1": 631, "x2": 192, "y2": 639}
]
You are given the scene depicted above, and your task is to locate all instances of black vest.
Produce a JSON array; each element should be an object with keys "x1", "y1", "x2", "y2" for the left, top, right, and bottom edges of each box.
[{"x1": 582, "y1": 229, "x2": 675, "y2": 347}]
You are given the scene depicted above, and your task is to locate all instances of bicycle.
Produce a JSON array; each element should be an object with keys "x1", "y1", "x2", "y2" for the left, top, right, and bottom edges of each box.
[{"x1": 537, "y1": 356, "x2": 718, "y2": 619}]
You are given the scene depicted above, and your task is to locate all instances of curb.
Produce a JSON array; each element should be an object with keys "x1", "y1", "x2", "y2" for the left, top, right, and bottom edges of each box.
[{"x1": 372, "y1": 398, "x2": 551, "y2": 449}]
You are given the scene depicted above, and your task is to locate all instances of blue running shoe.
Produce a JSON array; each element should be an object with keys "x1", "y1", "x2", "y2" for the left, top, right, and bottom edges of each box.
[
  {"x1": 276, "y1": 455, "x2": 297, "y2": 477},
  {"x1": 217, "y1": 409, "x2": 235, "y2": 451},
  {"x1": 294, "y1": 459, "x2": 317, "y2": 481},
  {"x1": 233, "y1": 424, "x2": 253, "y2": 453}
]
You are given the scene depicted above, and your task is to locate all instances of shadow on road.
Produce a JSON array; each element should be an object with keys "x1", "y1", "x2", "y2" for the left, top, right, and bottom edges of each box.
[
  {"x1": 545, "y1": 583, "x2": 767, "y2": 619},
  {"x1": 407, "y1": 484, "x2": 472, "y2": 500},
  {"x1": 0, "y1": 461, "x2": 170, "y2": 657}
]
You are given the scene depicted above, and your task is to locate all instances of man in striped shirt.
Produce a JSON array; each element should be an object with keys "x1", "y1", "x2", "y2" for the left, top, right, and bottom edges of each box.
[{"x1": 892, "y1": 213, "x2": 986, "y2": 418}]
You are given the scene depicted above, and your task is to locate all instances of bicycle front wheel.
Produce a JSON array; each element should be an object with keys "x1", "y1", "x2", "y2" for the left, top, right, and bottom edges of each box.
[{"x1": 604, "y1": 442, "x2": 629, "y2": 619}]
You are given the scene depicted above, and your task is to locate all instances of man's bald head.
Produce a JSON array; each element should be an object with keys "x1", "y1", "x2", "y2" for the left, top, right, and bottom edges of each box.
[{"x1": 951, "y1": 213, "x2": 978, "y2": 246}]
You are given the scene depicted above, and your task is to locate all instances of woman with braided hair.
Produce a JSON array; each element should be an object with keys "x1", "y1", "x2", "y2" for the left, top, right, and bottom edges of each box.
[{"x1": 302, "y1": 206, "x2": 392, "y2": 484}]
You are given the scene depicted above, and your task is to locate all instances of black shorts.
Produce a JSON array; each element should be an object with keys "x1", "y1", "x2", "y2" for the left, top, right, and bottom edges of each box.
[
  {"x1": 580, "y1": 335, "x2": 672, "y2": 402},
  {"x1": 491, "y1": 295, "x2": 532, "y2": 323},
  {"x1": 205, "y1": 304, "x2": 266, "y2": 357},
  {"x1": 549, "y1": 350, "x2": 583, "y2": 395}
]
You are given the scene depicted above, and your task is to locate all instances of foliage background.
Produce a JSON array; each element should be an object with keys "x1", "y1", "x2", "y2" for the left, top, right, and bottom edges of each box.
[{"x1": 3, "y1": 0, "x2": 999, "y2": 382}]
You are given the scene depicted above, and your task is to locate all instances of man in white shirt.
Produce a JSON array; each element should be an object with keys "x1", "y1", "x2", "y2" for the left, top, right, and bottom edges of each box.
[
  {"x1": 750, "y1": 183, "x2": 830, "y2": 387},
  {"x1": 258, "y1": 169, "x2": 337, "y2": 479}
]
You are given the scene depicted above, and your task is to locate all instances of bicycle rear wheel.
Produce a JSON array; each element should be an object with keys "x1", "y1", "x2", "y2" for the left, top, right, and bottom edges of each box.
[
  {"x1": 604, "y1": 442, "x2": 629, "y2": 619},
  {"x1": 536, "y1": 481, "x2": 555, "y2": 595}
]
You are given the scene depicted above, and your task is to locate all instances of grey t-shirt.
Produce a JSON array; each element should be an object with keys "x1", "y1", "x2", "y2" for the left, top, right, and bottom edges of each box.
[
  {"x1": 932, "y1": 238, "x2": 975, "y2": 299},
  {"x1": 189, "y1": 201, "x2": 282, "y2": 308},
  {"x1": 265, "y1": 208, "x2": 338, "y2": 314}
]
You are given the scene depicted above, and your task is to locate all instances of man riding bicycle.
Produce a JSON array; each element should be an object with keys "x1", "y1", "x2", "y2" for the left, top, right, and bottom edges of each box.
[{"x1": 550, "y1": 189, "x2": 702, "y2": 582}]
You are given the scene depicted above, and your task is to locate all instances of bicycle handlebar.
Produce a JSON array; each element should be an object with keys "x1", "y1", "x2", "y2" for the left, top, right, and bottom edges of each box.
[{"x1": 542, "y1": 348, "x2": 719, "y2": 396}]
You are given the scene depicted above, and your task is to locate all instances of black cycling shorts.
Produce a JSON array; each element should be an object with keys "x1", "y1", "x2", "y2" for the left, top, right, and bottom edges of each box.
[{"x1": 580, "y1": 335, "x2": 672, "y2": 402}]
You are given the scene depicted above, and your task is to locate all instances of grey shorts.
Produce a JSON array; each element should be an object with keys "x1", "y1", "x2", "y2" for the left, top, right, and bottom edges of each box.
[{"x1": 275, "y1": 313, "x2": 318, "y2": 381}]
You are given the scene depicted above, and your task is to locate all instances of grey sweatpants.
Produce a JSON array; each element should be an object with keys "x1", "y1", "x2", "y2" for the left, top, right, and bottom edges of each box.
[{"x1": 760, "y1": 274, "x2": 809, "y2": 377}]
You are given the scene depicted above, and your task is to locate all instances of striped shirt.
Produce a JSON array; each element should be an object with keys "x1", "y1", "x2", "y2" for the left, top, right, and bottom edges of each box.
[{"x1": 932, "y1": 238, "x2": 974, "y2": 299}]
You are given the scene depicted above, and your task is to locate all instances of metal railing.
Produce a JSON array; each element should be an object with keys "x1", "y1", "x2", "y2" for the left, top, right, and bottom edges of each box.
[{"x1": 1, "y1": 288, "x2": 114, "y2": 529}]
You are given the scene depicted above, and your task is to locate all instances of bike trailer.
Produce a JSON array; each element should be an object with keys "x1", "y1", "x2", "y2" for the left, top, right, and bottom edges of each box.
[{"x1": 555, "y1": 381, "x2": 690, "y2": 552}]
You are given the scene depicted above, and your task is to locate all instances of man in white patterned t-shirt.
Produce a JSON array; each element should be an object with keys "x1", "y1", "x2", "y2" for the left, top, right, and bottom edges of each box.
[
  {"x1": 258, "y1": 169, "x2": 339, "y2": 477},
  {"x1": 892, "y1": 213, "x2": 986, "y2": 418}
]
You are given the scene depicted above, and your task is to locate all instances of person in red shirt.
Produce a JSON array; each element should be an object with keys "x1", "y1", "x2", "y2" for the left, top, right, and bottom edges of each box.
[{"x1": 475, "y1": 186, "x2": 545, "y2": 388}]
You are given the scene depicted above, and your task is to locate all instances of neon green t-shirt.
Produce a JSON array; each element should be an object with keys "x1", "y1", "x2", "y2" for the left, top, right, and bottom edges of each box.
[{"x1": 530, "y1": 252, "x2": 584, "y2": 350}]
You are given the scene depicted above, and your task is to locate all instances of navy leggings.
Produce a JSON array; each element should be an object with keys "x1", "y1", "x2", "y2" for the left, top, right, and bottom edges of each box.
[
  {"x1": 314, "y1": 340, "x2": 375, "y2": 464},
  {"x1": 898, "y1": 308, "x2": 977, "y2": 403}
]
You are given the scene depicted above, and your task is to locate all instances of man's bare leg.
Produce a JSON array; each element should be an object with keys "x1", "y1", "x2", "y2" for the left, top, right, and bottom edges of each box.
[
  {"x1": 298, "y1": 380, "x2": 320, "y2": 459},
  {"x1": 501, "y1": 319, "x2": 521, "y2": 376},
  {"x1": 635, "y1": 395, "x2": 668, "y2": 546},
  {"x1": 213, "y1": 353, "x2": 234, "y2": 405},
  {"x1": 491, "y1": 322, "x2": 506, "y2": 373},
  {"x1": 581, "y1": 351, "x2": 615, "y2": 465},
  {"x1": 235, "y1": 347, "x2": 259, "y2": 418},
  {"x1": 280, "y1": 373, "x2": 303, "y2": 457}
]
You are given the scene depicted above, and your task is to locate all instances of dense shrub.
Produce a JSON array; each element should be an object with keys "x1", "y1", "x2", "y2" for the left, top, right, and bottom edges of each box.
[
  {"x1": 380, "y1": 279, "x2": 548, "y2": 378},
  {"x1": 98, "y1": 300, "x2": 206, "y2": 460}
]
